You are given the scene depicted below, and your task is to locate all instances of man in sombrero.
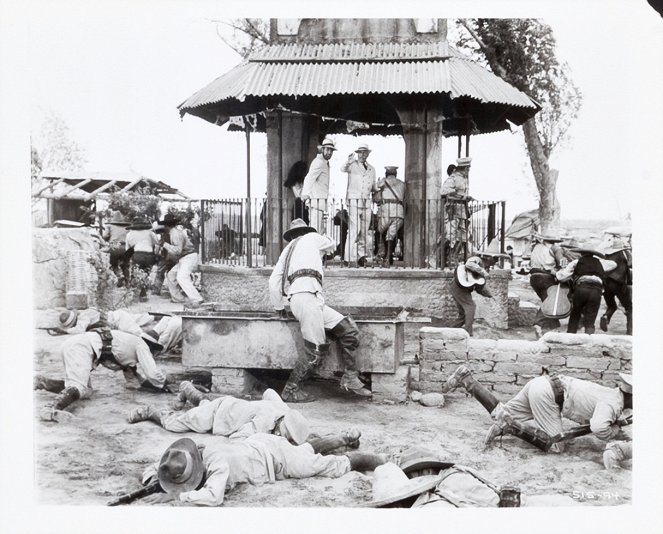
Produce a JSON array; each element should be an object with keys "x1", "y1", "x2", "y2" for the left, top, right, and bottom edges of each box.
[
  {"x1": 449, "y1": 256, "x2": 493, "y2": 336},
  {"x1": 529, "y1": 232, "x2": 567, "y2": 337},
  {"x1": 138, "y1": 434, "x2": 388, "y2": 506},
  {"x1": 268, "y1": 219, "x2": 372, "y2": 402}
]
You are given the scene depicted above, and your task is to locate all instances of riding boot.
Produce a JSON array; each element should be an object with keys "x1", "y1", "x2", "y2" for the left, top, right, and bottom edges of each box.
[
  {"x1": 33, "y1": 374, "x2": 65, "y2": 393},
  {"x1": 386, "y1": 239, "x2": 394, "y2": 267},
  {"x1": 308, "y1": 428, "x2": 361, "y2": 455},
  {"x1": 282, "y1": 341, "x2": 328, "y2": 403},
  {"x1": 346, "y1": 451, "x2": 389, "y2": 472},
  {"x1": 178, "y1": 380, "x2": 209, "y2": 406},
  {"x1": 625, "y1": 310, "x2": 633, "y2": 336},
  {"x1": 329, "y1": 317, "x2": 372, "y2": 397},
  {"x1": 464, "y1": 377, "x2": 501, "y2": 414},
  {"x1": 40, "y1": 386, "x2": 80, "y2": 421}
]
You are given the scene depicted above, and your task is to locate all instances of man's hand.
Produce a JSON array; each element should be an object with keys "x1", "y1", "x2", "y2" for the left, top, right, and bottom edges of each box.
[
  {"x1": 559, "y1": 258, "x2": 569, "y2": 268},
  {"x1": 143, "y1": 492, "x2": 180, "y2": 505}
]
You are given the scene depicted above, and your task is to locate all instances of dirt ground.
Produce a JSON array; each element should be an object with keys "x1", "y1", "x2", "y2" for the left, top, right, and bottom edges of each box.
[{"x1": 32, "y1": 278, "x2": 631, "y2": 508}]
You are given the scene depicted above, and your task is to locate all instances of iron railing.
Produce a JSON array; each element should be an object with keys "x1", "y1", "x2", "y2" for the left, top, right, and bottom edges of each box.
[{"x1": 200, "y1": 197, "x2": 505, "y2": 269}]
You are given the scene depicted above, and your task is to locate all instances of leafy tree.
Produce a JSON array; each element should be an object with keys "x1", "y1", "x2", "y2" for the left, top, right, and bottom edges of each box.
[
  {"x1": 106, "y1": 188, "x2": 162, "y2": 222},
  {"x1": 455, "y1": 19, "x2": 582, "y2": 233},
  {"x1": 31, "y1": 108, "x2": 87, "y2": 177}
]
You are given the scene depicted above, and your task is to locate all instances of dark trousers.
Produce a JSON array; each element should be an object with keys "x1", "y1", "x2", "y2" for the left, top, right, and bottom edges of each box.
[
  {"x1": 530, "y1": 272, "x2": 561, "y2": 329},
  {"x1": 450, "y1": 282, "x2": 476, "y2": 335},
  {"x1": 109, "y1": 243, "x2": 130, "y2": 285},
  {"x1": 603, "y1": 279, "x2": 633, "y2": 333},
  {"x1": 131, "y1": 251, "x2": 156, "y2": 298},
  {"x1": 153, "y1": 257, "x2": 177, "y2": 294},
  {"x1": 568, "y1": 284, "x2": 603, "y2": 334}
]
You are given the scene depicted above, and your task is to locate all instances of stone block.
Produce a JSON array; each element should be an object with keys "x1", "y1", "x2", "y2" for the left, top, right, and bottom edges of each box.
[
  {"x1": 468, "y1": 339, "x2": 497, "y2": 352},
  {"x1": 600, "y1": 371, "x2": 623, "y2": 388},
  {"x1": 474, "y1": 373, "x2": 515, "y2": 383},
  {"x1": 496, "y1": 339, "x2": 548, "y2": 354},
  {"x1": 566, "y1": 356, "x2": 610, "y2": 371},
  {"x1": 415, "y1": 380, "x2": 442, "y2": 394},
  {"x1": 491, "y1": 383, "x2": 523, "y2": 396},
  {"x1": 372, "y1": 366, "x2": 410, "y2": 403},
  {"x1": 516, "y1": 353, "x2": 567, "y2": 366},
  {"x1": 420, "y1": 360, "x2": 442, "y2": 372},
  {"x1": 516, "y1": 374, "x2": 540, "y2": 386},
  {"x1": 485, "y1": 351, "x2": 517, "y2": 362},
  {"x1": 418, "y1": 370, "x2": 445, "y2": 383},
  {"x1": 606, "y1": 359, "x2": 622, "y2": 371},
  {"x1": 561, "y1": 369, "x2": 602, "y2": 381},
  {"x1": 493, "y1": 362, "x2": 545, "y2": 376},
  {"x1": 542, "y1": 332, "x2": 592, "y2": 346},
  {"x1": 610, "y1": 337, "x2": 633, "y2": 360},
  {"x1": 420, "y1": 327, "x2": 469, "y2": 342},
  {"x1": 211, "y1": 368, "x2": 257, "y2": 395},
  {"x1": 464, "y1": 361, "x2": 494, "y2": 373},
  {"x1": 421, "y1": 348, "x2": 468, "y2": 361},
  {"x1": 409, "y1": 366, "x2": 420, "y2": 382},
  {"x1": 621, "y1": 360, "x2": 632, "y2": 372}
]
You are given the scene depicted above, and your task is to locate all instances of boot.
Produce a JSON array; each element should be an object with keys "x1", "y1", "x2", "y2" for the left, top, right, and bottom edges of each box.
[
  {"x1": 127, "y1": 405, "x2": 165, "y2": 425},
  {"x1": 440, "y1": 365, "x2": 472, "y2": 393},
  {"x1": 329, "y1": 317, "x2": 372, "y2": 397},
  {"x1": 40, "y1": 386, "x2": 80, "y2": 422},
  {"x1": 465, "y1": 378, "x2": 501, "y2": 414},
  {"x1": 386, "y1": 239, "x2": 394, "y2": 267},
  {"x1": 346, "y1": 451, "x2": 389, "y2": 472},
  {"x1": 599, "y1": 315, "x2": 609, "y2": 332},
  {"x1": 308, "y1": 429, "x2": 361, "y2": 455},
  {"x1": 625, "y1": 310, "x2": 632, "y2": 336},
  {"x1": 33, "y1": 374, "x2": 65, "y2": 393},
  {"x1": 178, "y1": 381, "x2": 207, "y2": 406},
  {"x1": 282, "y1": 341, "x2": 328, "y2": 403}
]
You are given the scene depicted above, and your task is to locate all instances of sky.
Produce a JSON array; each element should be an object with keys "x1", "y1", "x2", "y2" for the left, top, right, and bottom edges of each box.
[{"x1": 24, "y1": 0, "x2": 663, "y2": 223}]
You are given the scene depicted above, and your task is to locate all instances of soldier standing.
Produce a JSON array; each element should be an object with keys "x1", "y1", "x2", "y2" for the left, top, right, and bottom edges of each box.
[{"x1": 372, "y1": 166, "x2": 405, "y2": 267}]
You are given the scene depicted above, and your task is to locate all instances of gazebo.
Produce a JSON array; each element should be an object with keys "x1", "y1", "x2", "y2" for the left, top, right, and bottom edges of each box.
[{"x1": 178, "y1": 18, "x2": 539, "y2": 267}]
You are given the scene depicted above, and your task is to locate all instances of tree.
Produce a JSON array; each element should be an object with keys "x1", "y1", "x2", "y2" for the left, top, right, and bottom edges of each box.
[
  {"x1": 209, "y1": 18, "x2": 269, "y2": 59},
  {"x1": 455, "y1": 19, "x2": 582, "y2": 233},
  {"x1": 31, "y1": 108, "x2": 87, "y2": 179}
]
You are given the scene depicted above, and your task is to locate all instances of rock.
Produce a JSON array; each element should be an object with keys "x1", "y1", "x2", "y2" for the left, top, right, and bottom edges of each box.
[
  {"x1": 409, "y1": 390, "x2": 423, "y2": 402},
  {"x1": 420, "y1": 392, "x2": 445, "y2": 407}
]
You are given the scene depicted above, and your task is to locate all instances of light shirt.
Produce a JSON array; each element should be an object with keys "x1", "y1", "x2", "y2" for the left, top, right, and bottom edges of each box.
[
  {"x1": 530, "y1": 243, "x2": 557, "y2": 272},
  {"x1": 125, "y1": 229, "x2": 159, "y2": 253},
  {"x1": 163, "y1": 226, "x2": 195, "y2": 258},
  {"x1": 269, "y1": 233, "x2": 335, "y2": 310}
]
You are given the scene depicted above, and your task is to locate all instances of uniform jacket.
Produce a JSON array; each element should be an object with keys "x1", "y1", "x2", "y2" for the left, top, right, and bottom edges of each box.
[{"x1": 301, "y1": 154, "x2": 330, "y2": 200}]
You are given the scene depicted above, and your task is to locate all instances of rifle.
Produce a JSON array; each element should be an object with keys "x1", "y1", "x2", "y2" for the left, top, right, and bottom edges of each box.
[
  {"x1": 107, "y1": 480, "x2": 161, "y2": 506},
  {"x1": 546, "y1": 413, "x2": 633, "y2": 451}
]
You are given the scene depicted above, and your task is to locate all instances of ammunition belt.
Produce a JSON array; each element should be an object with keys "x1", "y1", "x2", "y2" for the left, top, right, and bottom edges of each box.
[
  {"x1": 546, "y1": 374, "x2": 565, "y2": 412},
  {"x1": 288, "y1": 269, "x2": 323, "y2": 286}
]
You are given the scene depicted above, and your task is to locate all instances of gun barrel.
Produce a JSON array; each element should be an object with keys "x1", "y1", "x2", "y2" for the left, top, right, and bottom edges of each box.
[{"x1": 108, "y1": 482, "x2": 160, "y2": 506}]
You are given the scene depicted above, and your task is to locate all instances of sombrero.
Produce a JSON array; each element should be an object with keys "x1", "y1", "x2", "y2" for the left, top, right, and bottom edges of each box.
[
  {"x1": 158, "y1": 438, "x2": 205, "y2": 494},
  {"x1": 283, "y1": 218, "x2": 317, "y2": 242},
  {"x1": 398, "y1": 447, "x2": 455, "y2": 478},
  {"x1": 157, "y1": 213, "x2": 181, "y2": 227},
  {"x1": 141, "y1": 330, "x2": 164, "y2": 352},
  {"x1": 533, "y1": 233, "x2": 564, "y2": 243},
  {"x1": 602, "y1": 237, "x2": 630, "y2": 255},
  {"x1": 126, "y1": 217, "x2": 153, "y2": 231},
  {"x1": 361, "y1": 462, "x2": 441, "y2": 508},
  {"x1": 262, "y1": 388, "x2": 310, "y2": 445}
]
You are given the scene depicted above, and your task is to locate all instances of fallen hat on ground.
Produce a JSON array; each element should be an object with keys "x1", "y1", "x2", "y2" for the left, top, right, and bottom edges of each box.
[
  {"x1": 283, "y1": 218, "x2": 317, "y2": 242},
  {"x1": 158, "y1": 438, "x2": 205, "y2": 494},
  {"x1": 398, "y1": 447, "x2": 455, "y2": 478},
  {"x1": 362, "y1": 462, "x2": 441, "y2": 508},
  {"x1": 59, "y1": 309, "x2": 78, "y2": 328}
]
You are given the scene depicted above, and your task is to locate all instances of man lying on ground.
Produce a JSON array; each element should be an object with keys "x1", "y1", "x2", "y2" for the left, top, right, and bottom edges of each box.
[
  {"x1": 128, "y1": 384, "x2": 360, "y2": 454},
  {"x1": 138, "y1": 434, "x2": 388, "y2": 506},
  {"x1": 441, "y1": 365, "x2": 632, "y2": 455}
]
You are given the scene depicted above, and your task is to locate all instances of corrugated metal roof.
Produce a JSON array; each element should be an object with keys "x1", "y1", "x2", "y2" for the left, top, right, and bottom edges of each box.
[{"x1": 179, "y1": 42, "x2": 537, "y2": 114}]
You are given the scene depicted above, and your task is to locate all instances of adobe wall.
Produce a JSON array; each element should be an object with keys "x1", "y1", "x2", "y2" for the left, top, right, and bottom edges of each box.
[
  {"x1": 414, "y1": 327, "x2": 632, "y2": 396},
  {"x1": 200, "y1": 265, "x2": 511, "y2": 329}
]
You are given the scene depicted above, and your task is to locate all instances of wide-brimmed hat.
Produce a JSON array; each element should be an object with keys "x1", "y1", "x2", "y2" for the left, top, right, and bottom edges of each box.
[
  {"x1": 108, "y1": 211, "x2": 130, "y2": 226},
  {"x1": 456, "y1": 157, "x2": 472, "y2": 167},
  {"x1": 604, "y1": 226, "x2": 631, "y2": 238},
  {"x1": 398, "y1": 447, "x2": 454, "y2": 478},
  {"x1": 602, "y1": 237, "x2": 630, "y2": 255},
  {"x1": 283, "y1": 218, "x2": 317, "y2": 242},
  {"x1": 158, "y1": 438, "x2": 205, "y2": 494},
  {"x1": 317, "y1": 137, "x2": 337, "y2": 151},
  {"x1": 355, "y1": 143, "x2": 371, "y2": 153},
  {"x1": 141, "y1": 330, "x2": 164, "y2": 352},
  {"x1": 533, "y1": 233, "x2": 564, "y2": 243},
  {"x1": 618, "y1": 373, "x2": 632, "y2": 394},
  {"x1": 261, "y1": 388, "x2": 310, "y2": 445},
  {"x1": 362, "y1": 463, "x2": 441, "y2": 508},
  {"x1": 465, "y1": 256, "x2": 488, "y2": 277},
  {"x1": 570, "y1": 246, "x2": 605, "y2": 258},
  {"x1": 158, "y1": 213, "x2": 181, "y2": 227},
  {"x1": 59, "y1": 309, "x2": 78, "y2": 328},
  {"x1": 560, "y1": 237, "x2": 582, "y2": 249},
  {"x1": 127, "y1": 217, "x2": 153, "y2": 231}
]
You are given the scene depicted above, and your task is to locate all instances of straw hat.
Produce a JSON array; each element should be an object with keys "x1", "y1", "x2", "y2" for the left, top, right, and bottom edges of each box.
[
  {"x1": 158, "y1": 438, "x2": 205, "y2": 494},
  {"x1": 283, "y1": 218, "x2": 317, "y2": 242},
  {"x1": 59, "y1": 309, "x2": 78, "y2": 328},
  {"x1": 362, "y1": 463, "x2": 441, "y2": 508},
  {"x1": 618, "y1": 373, "x2": 632, "y2": 394},
  {"x1": 354, "y1": 143, "x2": 371, "y2": 153},
  {"x1": 261, "y1": 388, "x2": 310, "y2": 445},
  {"x1": 127, "y1": 217, "x2": 153, "y2": 230},
  {"x1": 317, "y1": 137, "x2": 337, "y2": 151},
  {"x1": 602, "y1": 237, "x2": 630, "y2": 255},
  {"x1": 570, "y1": 245, "x2": 605, "y2": 258}
]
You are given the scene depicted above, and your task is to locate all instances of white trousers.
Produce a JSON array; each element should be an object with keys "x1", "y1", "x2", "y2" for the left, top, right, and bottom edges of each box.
[
  {"x1": 289, "y1": 292, "x2": 344, "y2": 345},
  {"x1": 166, "y1": 252, "x2": 202, "y2": 302}
]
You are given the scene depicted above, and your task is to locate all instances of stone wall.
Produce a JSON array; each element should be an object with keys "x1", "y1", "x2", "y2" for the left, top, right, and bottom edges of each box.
[
  {"x1": 200, "y1": 265, "x2": 511, "y2": 329},
  {"x1": 33, "y1": 228, "x2": 100, "y2": 309},
  {"x1": 415, "y1": 327, "x2": 632, "y2": 396}
]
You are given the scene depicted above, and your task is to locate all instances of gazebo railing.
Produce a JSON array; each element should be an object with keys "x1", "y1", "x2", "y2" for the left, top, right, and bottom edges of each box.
[{"x1": 200, "y1": 197, "x2": 505, "y2": 269}]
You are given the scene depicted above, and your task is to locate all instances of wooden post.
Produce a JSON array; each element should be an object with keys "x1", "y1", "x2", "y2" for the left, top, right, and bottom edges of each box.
[{"x1": 245, "y1": 123, "x2": 252, "y2": 267}]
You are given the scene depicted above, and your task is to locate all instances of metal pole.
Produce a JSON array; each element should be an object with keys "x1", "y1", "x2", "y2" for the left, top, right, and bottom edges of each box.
[
  {"x1": 245, "y1": 122, "x2": 252, "y2": 267},
  {"x1": 278, "y1": 110, "x2": 284, "y2": 251},
  {"x1": 500, "y1": 201, "x2": 506, "y2": 254},
  {"x1": 421, "y1": 106, "x2": 428, "y2": 268},
  {"x1": 200, "y1": 199, "x2": 206, "y2": 262}
]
